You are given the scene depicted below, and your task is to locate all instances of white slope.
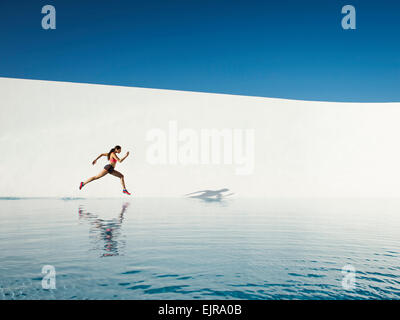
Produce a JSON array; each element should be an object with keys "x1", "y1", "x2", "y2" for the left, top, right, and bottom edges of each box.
[{"x1": 1, "y1": 77, "x2": 400, "y2": 198}]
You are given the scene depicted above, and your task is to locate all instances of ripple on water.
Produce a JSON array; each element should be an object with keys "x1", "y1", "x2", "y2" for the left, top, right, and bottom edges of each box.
[
  {"x1": 144, "y1": 285, "x2": 190, "y2": 295},
  {"x1": 121, "y1": 270, "x2": 141, "y2": 275}
]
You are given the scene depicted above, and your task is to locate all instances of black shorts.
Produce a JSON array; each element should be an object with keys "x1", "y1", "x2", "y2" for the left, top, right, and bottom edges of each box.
[{"x1": 104, "y1": 164, "x2": 115, "y2": 173}]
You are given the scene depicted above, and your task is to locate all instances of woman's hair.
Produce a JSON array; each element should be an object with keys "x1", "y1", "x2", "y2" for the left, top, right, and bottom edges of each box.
[{"x1": 108, "y1": 145, "x2": 121, "y2": 159}]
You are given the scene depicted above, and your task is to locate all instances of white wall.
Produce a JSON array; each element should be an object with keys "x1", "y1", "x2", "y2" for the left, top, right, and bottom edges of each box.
[{"x1": 1, "y1": 77, "x2": 400, "y2": 198}]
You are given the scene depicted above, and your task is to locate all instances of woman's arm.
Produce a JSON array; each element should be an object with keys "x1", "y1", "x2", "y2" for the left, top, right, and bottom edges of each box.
[
  {"x1": 92, "y1": 153, "x2": 107, "y2": 165},
  {"x1": 112, "y1": 151, "x2": 130, "y2": 163}
]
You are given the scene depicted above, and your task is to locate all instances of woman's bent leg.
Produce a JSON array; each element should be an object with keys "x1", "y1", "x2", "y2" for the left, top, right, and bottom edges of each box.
[{"x1": 110, "y1": 170, "x2": 127, "y2": 189}]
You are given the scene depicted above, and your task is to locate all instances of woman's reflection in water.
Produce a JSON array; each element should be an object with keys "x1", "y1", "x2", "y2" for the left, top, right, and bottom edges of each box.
[{"x1": 78, "y1": 203, "x2": 129, "y2": 257}]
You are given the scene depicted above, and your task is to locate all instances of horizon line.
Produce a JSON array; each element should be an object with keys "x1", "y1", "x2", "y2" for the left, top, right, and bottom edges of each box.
[{"x1": 1, "y1": 76, "x2": 399, "y2": 104}]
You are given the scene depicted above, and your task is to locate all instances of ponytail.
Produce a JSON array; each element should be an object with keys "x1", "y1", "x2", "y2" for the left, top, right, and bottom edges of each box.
[{"x1": 108, "y1": 145, "x2": 121, "y2": 159}]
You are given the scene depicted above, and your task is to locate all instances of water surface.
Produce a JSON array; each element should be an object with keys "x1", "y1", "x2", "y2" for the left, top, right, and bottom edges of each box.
[{"x1": 1, "y1": 197, "x2": 400, "y2": 299}]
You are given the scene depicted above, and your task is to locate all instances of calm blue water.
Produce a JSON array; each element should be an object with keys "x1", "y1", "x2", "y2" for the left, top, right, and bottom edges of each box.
[{"x1": 1, "y1": 197, "x2": 400, "y2": 300}]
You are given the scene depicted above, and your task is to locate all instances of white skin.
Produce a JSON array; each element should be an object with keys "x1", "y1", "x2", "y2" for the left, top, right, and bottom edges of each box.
[{"x1": 82, "y1": 148, "x2": 130, "y2": 190}]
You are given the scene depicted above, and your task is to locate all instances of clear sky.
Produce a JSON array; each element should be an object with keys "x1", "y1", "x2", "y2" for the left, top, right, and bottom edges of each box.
[{"x1": 0, "y1": 0, "x2": 399, "y2": 102}]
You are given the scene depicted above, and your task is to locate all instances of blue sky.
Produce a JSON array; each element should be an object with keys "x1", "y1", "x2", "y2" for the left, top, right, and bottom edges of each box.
[{"x1": 0, "y1": 0, "x2": 399, "y2": 102}]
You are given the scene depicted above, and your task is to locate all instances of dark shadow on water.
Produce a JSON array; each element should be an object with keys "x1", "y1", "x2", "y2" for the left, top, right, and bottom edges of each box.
[
  {"x1": 78, "y1": 202, "x2": 129, "y2": 257},
  {"x1": 185, "y1": 188, "x2": 234, "y2": 203}
]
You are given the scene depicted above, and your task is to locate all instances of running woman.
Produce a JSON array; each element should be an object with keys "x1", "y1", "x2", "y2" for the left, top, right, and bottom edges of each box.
[{"x1": 79, "y1": 145, "x2": 131, "y2": 195}]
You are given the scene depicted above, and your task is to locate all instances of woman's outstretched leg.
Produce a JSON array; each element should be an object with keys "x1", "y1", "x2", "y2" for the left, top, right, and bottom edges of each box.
[{"x1": 80, "y1": 169, "x2": 108, "y2": 189}]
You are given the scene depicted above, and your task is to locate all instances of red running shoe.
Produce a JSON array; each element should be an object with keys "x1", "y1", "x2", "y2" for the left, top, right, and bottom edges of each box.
[
  {"x1": 123, "y1": 189, "x2": 131, "y2": 195},
  {"x1": 79, "y1": 182, "x2": 84, "y2": 190}
]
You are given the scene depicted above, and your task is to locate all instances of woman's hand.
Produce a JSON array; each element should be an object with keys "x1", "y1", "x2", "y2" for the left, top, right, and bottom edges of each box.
[
  {"x1": 126, "y1": 151, "x2": 130, "y2": 157},
  {"x1": 92, "y1": 159, "x2": 97, "y2": 165}
]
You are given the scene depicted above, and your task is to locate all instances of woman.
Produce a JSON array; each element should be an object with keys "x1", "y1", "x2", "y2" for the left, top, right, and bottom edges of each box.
[{"x1": 79, "y1": 145, "x2": 131, "y2": 195}]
